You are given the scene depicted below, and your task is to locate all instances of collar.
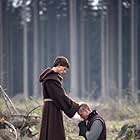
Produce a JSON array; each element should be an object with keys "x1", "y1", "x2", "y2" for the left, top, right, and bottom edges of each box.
[{"x1": 87, "y1": 110, "x2": 98, "y2": 121}]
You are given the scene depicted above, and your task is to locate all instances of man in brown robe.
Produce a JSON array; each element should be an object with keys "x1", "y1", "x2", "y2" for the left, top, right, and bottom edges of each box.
[{"x1": 39, "y1": 56, "x2": 80, "y2": 140}]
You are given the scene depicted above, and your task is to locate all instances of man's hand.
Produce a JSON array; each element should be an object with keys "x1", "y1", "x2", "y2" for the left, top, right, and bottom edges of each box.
[{"x1": 78, "y1": 120, "x2": 87, "y2": 139}]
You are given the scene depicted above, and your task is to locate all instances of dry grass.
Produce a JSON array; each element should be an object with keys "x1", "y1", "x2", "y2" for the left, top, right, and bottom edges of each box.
[{"x1": 0, "y1": 96, "x2": 140, "y2": 140}]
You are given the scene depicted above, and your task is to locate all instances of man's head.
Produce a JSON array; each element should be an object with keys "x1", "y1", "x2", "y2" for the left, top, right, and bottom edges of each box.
[
  {"x1": 52, "y1": 56, "x2": 70, "y2": 75},
  {"x1": 78, "y1": 104, "x2": 91, "y2": 119}
]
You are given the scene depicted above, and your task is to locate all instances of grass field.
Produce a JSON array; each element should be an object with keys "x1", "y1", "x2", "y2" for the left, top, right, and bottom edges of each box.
[{"x1": 0, "y1": 96, "x2": 140, "y2": 140}]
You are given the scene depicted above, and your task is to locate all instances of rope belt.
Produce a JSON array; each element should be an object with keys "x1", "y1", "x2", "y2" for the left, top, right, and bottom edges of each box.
[{"x1": 44, "y1": 98, "x2": 53, "y2": 102}]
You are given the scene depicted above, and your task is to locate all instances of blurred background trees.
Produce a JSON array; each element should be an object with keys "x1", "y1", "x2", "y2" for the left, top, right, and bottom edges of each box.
[{"x1": 0, "y1": 0, "x2": 140, "y2": 101}]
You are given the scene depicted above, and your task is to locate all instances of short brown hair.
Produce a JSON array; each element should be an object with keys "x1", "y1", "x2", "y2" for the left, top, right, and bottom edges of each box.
[
  {"x1": 53, "y1": 56, "x2": 70, "y2": 68},
  {"x1": 79, "y1": 103, "x2": 91, "y2": 113}
]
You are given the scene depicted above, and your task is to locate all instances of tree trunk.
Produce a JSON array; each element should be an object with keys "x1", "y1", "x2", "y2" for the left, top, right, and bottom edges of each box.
[
  {"x1": 118, "y1": 0, "x2": 123, "y2": 96},
  {"x1": 101, "y1": 12, "x2": 106, "y2": 97},
  {"x1": 79, "y1": 3, "x2": 86, "y2": 98},
  {"x1": 0, "y1": 0, "x2": 4, "y2": 85},
  {"x1": 33, "y1": 1, "x2": 40, "y2": 97},
  {"x1": 69, "y1": 0, "x2": 79, "y2": 97},
  {"x1": 130, "y1": 0, "x2": 138, "y2": 93},
  {"x1": 23, "y1": 21, "x2": 29, "y2": 99}
]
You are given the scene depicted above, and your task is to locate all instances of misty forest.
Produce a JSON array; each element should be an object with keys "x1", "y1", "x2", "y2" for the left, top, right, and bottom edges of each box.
[{"x1": 0, "y1": 0, "x2": 140, "y2": 139}]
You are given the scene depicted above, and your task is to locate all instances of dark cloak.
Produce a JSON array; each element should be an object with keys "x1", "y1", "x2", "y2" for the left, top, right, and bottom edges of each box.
[{"x1": 39, "y1": 68, "x2": 80, "y2": 140}]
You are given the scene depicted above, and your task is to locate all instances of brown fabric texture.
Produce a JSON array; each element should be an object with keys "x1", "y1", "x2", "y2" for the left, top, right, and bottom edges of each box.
[{"x1": 39, "y1": 68, "x2": 80, "y2": 140}]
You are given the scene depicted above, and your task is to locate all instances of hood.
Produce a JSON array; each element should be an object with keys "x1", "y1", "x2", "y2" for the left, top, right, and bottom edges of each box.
[{"x1": 39, "y1": 67, "x2": 53, "y2": 82}]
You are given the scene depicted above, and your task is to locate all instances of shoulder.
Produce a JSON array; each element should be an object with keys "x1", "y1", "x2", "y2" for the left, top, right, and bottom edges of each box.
[
  {"x1": 43, "y1": 73, "x2": 62, "y2": 84},
  {"x1": 39, "y1": 67, "x2": 62, "y2": 83},
  {"x1": 92, "y1": 119, "x2": 103, "y2": 127},
  {"x1": 93, "y1": 115, "x2": 105, "y2": 124},
  {"x1": 87, "y1": 114, "x2": 105, "y2": 130},
  {"x1": 92, "y1": 115, "x2": 106, "y2": 131}
]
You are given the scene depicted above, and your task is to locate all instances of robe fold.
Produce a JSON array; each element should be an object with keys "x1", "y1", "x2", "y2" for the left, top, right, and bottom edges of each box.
[{"x1": 39, "y1": 68, "x2": 79, "y2": 140}]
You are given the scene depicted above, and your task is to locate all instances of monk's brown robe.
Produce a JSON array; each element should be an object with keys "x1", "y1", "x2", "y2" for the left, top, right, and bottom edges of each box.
[{"x1": 39, "y1": 68, "x2": 80, "y2": 140}]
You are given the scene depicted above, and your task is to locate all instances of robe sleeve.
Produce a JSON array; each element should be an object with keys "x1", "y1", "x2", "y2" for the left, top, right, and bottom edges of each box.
[{"x1": 45, "y1": 80, "x2": 80, "y2": 118}]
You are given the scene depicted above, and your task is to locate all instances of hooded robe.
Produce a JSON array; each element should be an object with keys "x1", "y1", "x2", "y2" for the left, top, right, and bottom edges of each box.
[{"x1": 39, "y1": 68, "x2": 80, "y2": 140}]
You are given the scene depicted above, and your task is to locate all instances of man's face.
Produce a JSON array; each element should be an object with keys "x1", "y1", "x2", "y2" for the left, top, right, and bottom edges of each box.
[
  {"x1": 79, "y1": 109, "x2": 90, "y2": 119},
  {"x1": 57, "y1": 66, "x2": 68, "y2": 75}
]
